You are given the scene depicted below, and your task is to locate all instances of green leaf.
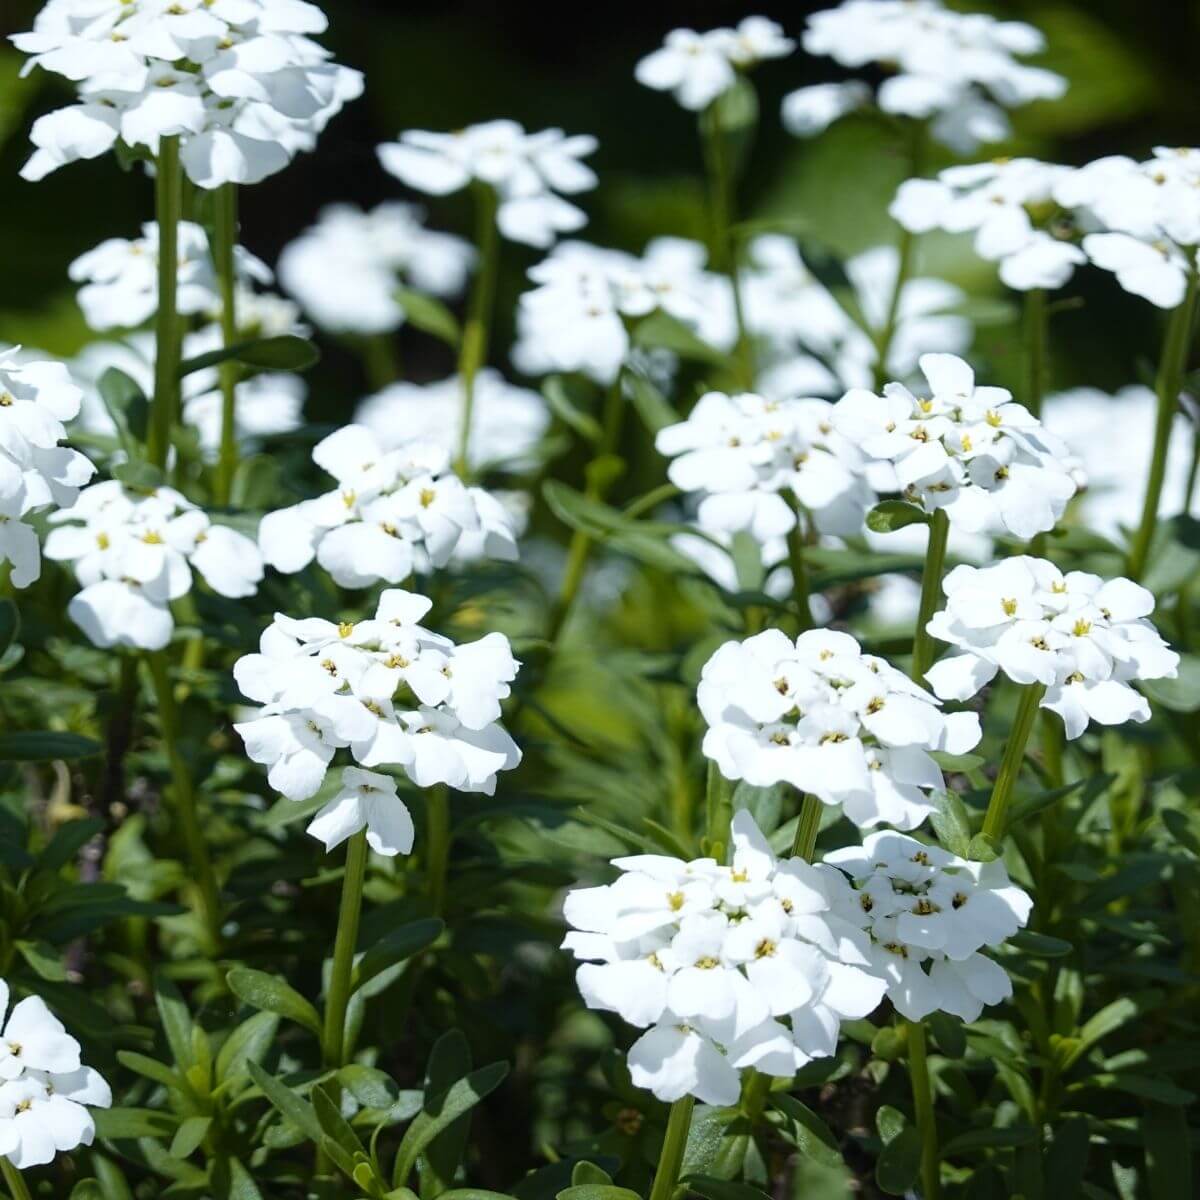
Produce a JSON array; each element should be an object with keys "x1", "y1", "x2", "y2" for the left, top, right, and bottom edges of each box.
[
  {"x1": 215, "y1": 1012, "x2": 279, "y2": 1087},
  {"x1": 624, "y1": 371, "x2": 680, "y2": 434},
  {"x1": 93, "y1": 1106, "x2": 178, "y2": 1140},
  {"x1": 116, "y1": 1051, "x2": 183, "y2": 1091},
  {"x1": 1144, "y1": 1101, "x2": 1192, "y2": 1200},
  {"x1": 397, "y1": 288, "x2": 461, "y2": 348},
  {"x1": 875, "y1": 1105, "x2": 907, "y2": 1144},
  {"x1": 867, "y1": 500, "x2": 930, "y2": 533},
  {"x1": 771, "y1": 1094, "x2": 842, "y2": 1167},
  {"x1": 875, "y1": 1125, "x2": 922, "y2": 1195},
  {"x1": 1138, "y1": 653, "x2": 1200, "y2": 712},
  {"x1": 112, "y1": 460, "x2": 166, "y2": 492},
  {"x1": 1077, "y1": 997, "x2": 1139, "y2": 1057},
  {"x1": 1076, "y1": 1073, "x2": 1195, "y2": 1105},
  {"x1": 392, "y1": 1062, "x2": 509, "y2": 1188},
  {"x1": 313, "y1": 1085, "x2": 365, "y2": 1156},
  {"x1": 169, "y1": 1115, "x2": 211, "y2": 1160},
  {"x1": 353, "y1": 919, "x2": 443, "y2": 993},
  {"x1": 930, "y1": 791, "x2": 972, "y2": 858},
  {"x1": 246, "y1": 1061, "x2": 324, "y2": 1145},
  {"x1": 941, "y1": 1126, "x2": 1036, "y2": 1156},
  {"x1": 15, "y1": 939, "x2": 67, "y2": 981},
  {"x1": 339, "y1": 1064, "x2": 400, "y2": 1110},
  {"x1": 0, "y1": 732, "x2": 102, "y2": 761},
  {"x1": 542, "y1": 376, "x2": 602, "y2": 444},
  {"x1": 967, "y1": 832, "x2": 1001, "y2": 862},
  {"x1": 1009, "y1": 930, "x2": 1074, "y2": 958},
  {"x1": 179, "y1": 334, "x2": 319, "y2": 377},
  {"x1": 570, "y1": 1164, "x2": 612, "y2": 1187},
  {"x1": 421, "y1": 1030, "x2": 473, "y2": 1199},
  {"x1": 37, "y1": 817, "x2": 104, "y2": 871},
  {"x1": 98, "y1": 366, "x2": 149, "y2": 454},
  {"x1": 682, "y1": 1179, "x2": 771, "y2": 1200},
  {"x1": 632, "y1": 310, "x2": 731, "y2": 367},
  {"x1": 154, "y1": 973, "x2": 195, "y2": 1072},
  {"x1": 555, "y1": 1189, "x2": 641, "y2": 1200},
  {"x1": 1043, "y1": 1115, "x2": 1089, "y2": 1200},
  {"x1": 1163, "y1": 808, "x2": 1200, "y2": 858},
  {"x1": 227, "y1": 966, "x2": 322, "y2": 1036},
  {"x1": 927, "y1": 1011, "x2": 967, "y2": 1059},
  {"x1": 228, "y1": 1158, "x2": 264, "y2": 1200}
]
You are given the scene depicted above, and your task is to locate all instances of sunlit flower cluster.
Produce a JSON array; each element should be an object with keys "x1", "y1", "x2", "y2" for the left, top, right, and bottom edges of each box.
[
  {"x1": 782, "y1": 0, "x2": 1066, "y2": 152},
  {"x1": 825, "y1": 831, "x2": 1032, "y2": 1021},
  {"x1": 562, "y1": 810, "x2": 885, "y2": 1105},
  {"x1": 0, "y1": 350, "x2": 95, "y2": 588},
  {"x1": 233, "y1": 589, "x2": 522, "y2": 830},
  {"x1": 925, "y1": 557, "x2": 1180, "y2": 739},
  {"x1": 0, "y1": 981, "x2": 111, "y2": 1170},
  {"x1": 699, "y1": 630, "x2": 981, "y2": 830},
  {"x1": 278, "y1": 202, "x2": 474, "y2": 336},
  {"x1": 46, "y1": 479, "x2": 263, "y2": 650},
  {"x1": 14, "y1": 0, "x2": 362, "y2": 188},
  {"x1": 835, "y1": 353, "x2": 1079, "y2": 539},
  {"x1": 378, "y1": 120, "x2": 597, "y2": 249}
]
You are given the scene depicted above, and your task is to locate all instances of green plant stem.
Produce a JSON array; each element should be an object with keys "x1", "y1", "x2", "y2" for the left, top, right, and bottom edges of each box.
[
  {"x1": 740, "y1": 1068, "x2": 773, "y2": 1122},
  {"x1": 322, "y1": 828, "x2": 369, "y2": 1071},
  {"x1": 425, "y1": 786, "x2": 450, "y2": 917},
  {"x1": 145, "y1": 651, "x2": 220, "y2": 953},
  {"x1": 148, "y1": 135, "x2": 183, "y2": 471},
  {"x1": 213, "y1": 182, "x2": 240, "y2": 506},
  {"x1": 361, "y1": 333, "x2": 400, "y2": 390},
  {"x1": 1129, "y1": 267, "x2": 1200, "y2": 580},
  {"x1": 791, "y1": 793, "x2": 823, "y2": 862},
  {"x1": 702, "y1": 108, "x2": 753, "y2": 389},
  {"x1": 0, "y1": 1159, "x2": 31, "y2": 1200},
  {"x1": 904, "y1": 1018, "x2": 940, "y2": 1200},
  {"x1": 1023, "y1": 287, "x2": 1048, "y2": 419},
  {"x1": 981, "y1": 683, "x2": 1047, "y2": 842},
  {"x1": 784, "y1": 498, "x2": 812, "y2": 633},
  {"x1": 910, "y1": 509, "x2": 950, "y2": 683},
  {"x1": 648, "y1": 1095, "x2": 695, "y2": 1200},
  {"x1": 455, "y1": 184, "x2": 501, "y2": 479},
  {"x1": 704, "y1": 759, "x2": 733, "y2": 860}
]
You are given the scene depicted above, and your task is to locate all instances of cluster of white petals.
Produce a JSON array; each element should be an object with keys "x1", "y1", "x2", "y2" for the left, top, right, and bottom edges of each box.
[
  {"x1": 258, "y1": 425, "x2": 519, "y2": 588},
  {"x1": 513, "y1": 238, "x2": 735, "y2": 385},
  {"x1": 825, "y1": 831, "x2": 1031, "y2": 1021},
  {"x1": 355, "y1": 370, "x2": 548, "y2": 474},
  {"x1": 562, "y1": 810, "x2": 885, "y2": 1105},
  {"x1": 378, "y1": 120, "x2": 597, "y2": 249},
  {"x1": 0, "y1": 350, "x2": 95, "y2": 588},
  {"x1": 635, "y1": 18, "x2": 793, "y2": 112},
  {"x1": 891, "y1": 160, "x2": 1086, "y2": 292},
  {"x1": 233, "y1": 589, "x2": 522, "y2": 834},
  {"x1": 14, "y1": 0, "x2": 362, "y2": 188},
  {"x1": 835, "y1": 354, "x2": 1078, "y2": 540},
  {"x1": 278, "y1": 202, "x2": 474, "y2": 336},
  {"x1": 46, "y1": 479, "x2": 263, "y2": 650},
  {"x1": 656, "y1": 391, "x2": 875, "y2": 542},
  {"x1": 70, "y1": 220, "x2": 271, "y2": 330},
  {"x1": 783, "y1": 0, "x2": 1065, "y2": 152},
  {"x1": 700, "y1": 630, "x2": 981, "y2": 831},
  {"x1": 925, "y1": 557, "x2": 1180, "y2": 739},
  {"x1": 0, "y1": 981, "x2": 111, "y2": 1170}
]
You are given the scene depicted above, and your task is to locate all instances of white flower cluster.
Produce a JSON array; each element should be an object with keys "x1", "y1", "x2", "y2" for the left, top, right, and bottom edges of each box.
[
  {"x1": 699, "y1": 630, "x2": 981, "y2": 831},
  {"x1": 70, "y1": 220, "x2": 272, "y2": 331},
  {"x1": 512, "y1": 238, "x2": 735, "y2": 386},
  {"x1": 0, "y1": 350, "x2": 95, "y2": 588},
  {"x1": 925, "y1": 557, "x2": 1180, "y2": 740},
  {"x1": 14, "y1": 0, "x2": 362, "y2": 188},
  {"x1": 378, "y1": 121, "x2": 597, "y2": 250},
  {"x1": 656, "y1": 391, "x2": 875, "y2": 542},
  {"x1": 278, "y1": 202, "x2": 474, "y2": 336},
  {"x1": 825, "y1": 831, "x2": 1032, "y2": 1022},
  {"x1": 258, "y1": 425, "x2": 519, "y2": 589},
  {"x1": 233, "y1": 589, "x2": 522, "y2": 837},
  {"x1": 635, "y1": 18, "x2": 793, "y2": 112},
  {"x1": 46, "y1": 479, "x2": 264, "y2": 650},
  {"x1": 834, "y1": 353, "x2": 1078, "y2": 540},
  {"x1": 562, "y1": 811, "x2": 885, "y2": 1106},
  {"x1": 0, "y1": 981, "x2": 111, "y2": 1170},
  {"x1": 891, "y1": 160, "x2": 1086, "y2": 293},
  {"x1": 782, "y1": 0, "x2": 1065, "y2": 153}
]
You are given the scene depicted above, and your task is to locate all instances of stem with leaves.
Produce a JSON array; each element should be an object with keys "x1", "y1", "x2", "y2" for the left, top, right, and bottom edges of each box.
[
  {"x1": 455, "y1": 184, "x2": 501, "y2": 479},
  {"x1": 148, "y1": 136, "x2": 183, "y2": 471},
  {"x1": 213, "y1": 182, "x2": 240, "y2": 506},
  {"x1": 1129, "y1": 266, "x2": 1200, "y2": 580},
  {"x1": 910, "y1": 509, "x2": 950, "y2": 683},
  {"x1": 981, "y1": 683, "x2": 1048, "y2": 843}
]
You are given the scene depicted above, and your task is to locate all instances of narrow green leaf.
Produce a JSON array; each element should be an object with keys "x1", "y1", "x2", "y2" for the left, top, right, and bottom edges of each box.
[
  {"x1": 93, "y1": 1107, "x2": 178, "y2": 1140},
  {"x1": 397, "y1": 288, "x2": 461, "y2": 348},
  {"x1": 1009, "y1": 930, "x2": 1073, "y2": 958},
  {"x1": 154, "y1": 973, "x2": 195, "y2": 1072},
  {"x1": 168, "y1": 1115, "x2": 211, "y2": 1160},
  {"x1": 682, "y1": 1177, "x2": 771, "y2": 1200},
  {"x1": 1044, "y1": 1116, "x2": 1089, "y2": 1200},
  {"x1": 37, "y1": 818, "x2": 104, "y2": 870},
  {"x1": 555, "y1": 1188, "x2": 641, "y2": 1200},
  {"x1": 313, "y1": 1084, "x2": 365, "y2": 1156},
  {"x1": 0, "y1": 732, "x2": 103, "y2": 761},
  {"x1": 930, "y1": 791, "x2": 972, "y2": 858},
  {"x1": 624, "y1": 371, "x2": 680, "y2": 434},
  {"x1": 215, "y1": 1012, "x2": 279, "y2": 1087},
  {"x1": 228, "y1": 1158, "x2": 264, "y2": 1200},
  {"x1": 941, "y1": 1126, "x2": 1036, "y2": 1156},
  {"x1": 116, "y1": 1051, "x2": 184, "y2": 1091},
  {"x1": 927, "y1": 1011, "x2": 967, "y2": 1059},
  {"x1": 15, "y1": 940, "x2": 67, "y2": 981},
  {"x1": 179, "y1": 334, "x2": 319, "y2": 377},
  {"x1": 112, "y1": 461, "x2": 165, "y2": 492},
  {"x1": 0, "y1": 600, "x2": 19, "y2": 658},
  {"x1": 632, "y1": 310, "x2": 731, "y2": 367},
  {"x1": 542, "y1": 376, "x2": 602, "y2": 444},
  {"x1": 967, "y1": 832, "x2": 1001, "y2": 862},
  {"x1": 246, "y1": 1061, "x2": 324, "y2": 1145},
  {"x1": 867, "y1": 500, "x2": 930, "y2": 533},
  {"x1": 771, "y1": 1094, "x2": 842, "y2": 1167},
  {"x1": 227, "y1": 966, "x2": 322, "y2": 1036},
  {"x1": 352, "y1": 919, "x2": 443, "y2": 993},
  {"x1": 570, "y1": 1164, "x2": 612, "y2": 1187},
  {"x1": 1163, "y1": 809, "x2": 1200, "y2": 858}
]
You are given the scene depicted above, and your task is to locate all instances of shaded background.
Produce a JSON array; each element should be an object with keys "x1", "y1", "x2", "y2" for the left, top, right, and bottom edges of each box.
[{"x1": 0, "y1": 0, "x2": 1197, "y2": 409}]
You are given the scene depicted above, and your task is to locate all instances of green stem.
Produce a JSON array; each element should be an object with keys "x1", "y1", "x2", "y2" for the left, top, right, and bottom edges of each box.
[
  {"x1": 910, "y1": 509, "x2": 950, "y2": 683},
  {"x1": 213, "y1": 182, "x2": 240, "y2": 506},
  {"x1": 703, "y1": 759, "x2": 732, "y2": 862},
  {"x1": 1129, "y1": 266, "x2": 1200, "y2": 580},
  {"x1": 740, "y1": 1069, "x2": 773, "y2": 1122},
  {"x1": 981, "y1": 683, "x2": 1047, "y2": 842},
  {"x1": 1023, "y1": 287, "x2": 1048, "y2": 419},
  {"x1": 148, "y1": 135, "x2": 183, "y2": 471},
  {"x1": 905, "y1": 1018, "x2": 940, "y2": 1200},
  {"x1": 648, "y1": 1095, "x2": 696, "y2": 1200},
  {"x1": 361, "y1": 333, "x2": 400, "y2": 391},
  {"x1": 322, "y1": 828, "x2": 369, "y2": 1071},
  {"x1": 0, "y1": 1159, "x2": 31, "y2": 1200},
  {"x1": 424, "y1": 786, "x2": 450, "y2": 917},
  {"x1": 145, "y1": 651, "x2": 221, "y2": 953},
  {"x1": 455, "y1": 184, "x2": 501, "y2": 479},
  {"x1": 702, "y1": 107, "x2": 753, "y2": 389},
  {"x1": 790, "y1": 793, "x2": 823, "y2": 862},
  {"x1": 785, "y1": 499, "x2": 812, "y2": 633},
  {"x1": 1184, "y1": 431, "x2": 1200, "y2": 514}
]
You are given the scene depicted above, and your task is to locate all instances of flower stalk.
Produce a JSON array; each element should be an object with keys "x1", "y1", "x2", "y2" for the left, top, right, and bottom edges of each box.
[
  {"x1": 1023, "y1": 287, "x2": 1048, "y2": 419},
  {"x1": 1129, "y1": 265, "x2": 1200, "y2": 580},
  {"x1": 648, "y1": 1095, "x2": 695, "y2": 1200},
  {"x1": 791, "y1": 793, "x2": 823, "y2": 862},
  {"x1": 424, "y1": 786, "x2": 451, "y2": 917},
  {"x1": 148, "y1": 135, "x2": 183, "y2": 471},
  {"x1": 904, "y1": 1017, "x2": 940, "y2": 1200},
  {"x1": 0, "y1": 1159, "x2": 31, "y2": 1200},
  {"x1": 981, "y1": 683, "x2": 1047, "y2": 842},
  {"x1": 910, "y1": 508, "x2": 950, "y2": 683},
  {"x1": 213, "y1": 181, "x2": 240, "y2": 506},
  {"x1": 322, "y1": 827, "x2": 369, "y2": 1072}
]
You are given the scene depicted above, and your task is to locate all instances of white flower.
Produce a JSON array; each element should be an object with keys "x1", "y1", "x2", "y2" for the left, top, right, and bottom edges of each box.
[
  {"x1": 307, "y1": 766, "x2": 415, "y2": 857},
  {"x1": 824, "y1": 830, "x2": 1031, "y2": 1022},
  {"x1": 924, "y1": 556, "x2": 1180, "y2": 739},
  {"x1": 781, "y1": 81, "x2": 870, "y2": 137},
  {"x1": 378, "y1": 121, "x2": 597, "y2": 249},
  {"x1": 699, "y1": 629, "x2": 980, "y2": 831},
  {"x1": 0, "y1": 980, "x2": 111, "y2": 1170},
  {"x1": 278, "y1": 202, "x2": 473, "y2": 336},
  {"x1": 834, "y1": 353, "x2": 1078, "y2": 539},
  {"x1": 1081, "y1": 232, "x2": 1189, "y2": 309},
  {"x1": 561, "y1": 810, "x2": 885, "y2": 1105}
]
